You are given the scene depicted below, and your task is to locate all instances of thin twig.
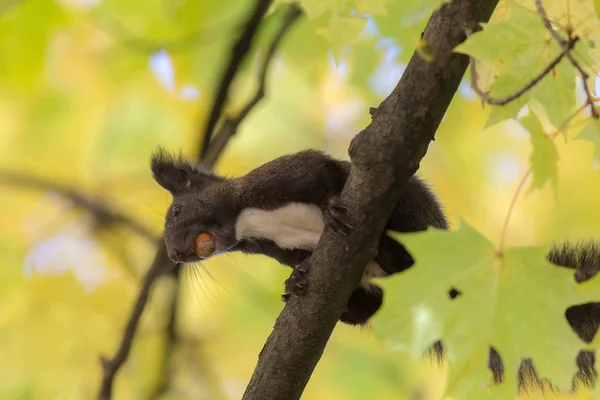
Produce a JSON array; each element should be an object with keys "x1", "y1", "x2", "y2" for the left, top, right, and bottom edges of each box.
[
  {"x1": 147, "y1": 265, "x2": 181, "y2": 400},
  {"x1": 498, "y1": 168, "x2": 532, "y2": 252},
  {"x1": 0, "y1": 170, "x2": 156, "y2": 243},
  {"x1": 203, "y1": 3, "x2": 303, "y2": 167},
  {"x1": 197, "y1": 0, "x2": 274, "y2": 159},
  {"x1": 534, "y1": 0, "x2": 599, "y2": 118},
  {"x1": 235, "y1": 5, "x2": 302, "y2": 122},
  {"x1": 498, "y1": 103, "x2": 587, "y2": 252},
  {"x1": 469, "y1": 37, "x2": 578, "y2": 106},
  {"x1": 96, "y1": 2, "x2": 300, "y2": 399},
  {"x1": 97, "y1": 243, "x2": 169, "y2": 400}
]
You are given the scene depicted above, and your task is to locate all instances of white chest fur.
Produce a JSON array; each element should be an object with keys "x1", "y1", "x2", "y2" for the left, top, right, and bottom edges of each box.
[
  {"x1": 235, "y1": 202, "x2": 385, "y2": 286},
  {"x1": 235, "y1": 202, "x2": 324, "y2": 250}
]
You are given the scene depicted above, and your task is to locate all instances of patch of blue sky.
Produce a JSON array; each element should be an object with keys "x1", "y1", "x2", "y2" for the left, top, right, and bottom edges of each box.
[{"x1": 148, "y1": 50, "x2": 200, "y2": 101}]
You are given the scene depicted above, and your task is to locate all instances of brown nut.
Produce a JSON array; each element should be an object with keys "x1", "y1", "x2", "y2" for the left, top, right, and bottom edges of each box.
[{"x1": 195, "y1": 232, "x2": 216, "y2": 258}]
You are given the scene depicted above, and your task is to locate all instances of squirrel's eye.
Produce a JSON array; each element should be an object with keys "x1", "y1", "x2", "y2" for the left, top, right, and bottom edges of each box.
[{"x1": 171, "y1": 204, "x2": 182, "y2": 217}]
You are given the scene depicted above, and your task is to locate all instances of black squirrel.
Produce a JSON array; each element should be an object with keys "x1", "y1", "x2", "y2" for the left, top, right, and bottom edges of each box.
[{"x1": 150, "y1": 147, "x2": 600, "y2": 390}]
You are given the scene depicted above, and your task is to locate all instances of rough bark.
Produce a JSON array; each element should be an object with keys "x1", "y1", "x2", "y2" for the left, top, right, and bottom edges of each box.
[{"x1": 241, "y1": 0, "x2": 500, "y2": 399}]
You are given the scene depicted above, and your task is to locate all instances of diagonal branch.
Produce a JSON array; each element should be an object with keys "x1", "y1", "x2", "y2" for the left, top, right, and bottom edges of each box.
[
  {"x1": 198, "y1": 0, "x2": 274, "y2": 159},
  {"x1": 97, "y1": 243, "x2": 167, "y2": 399},
  {"x1": 203, "y1": 3, "x2": 302, "y2": 167},
  {"x1": 96, "y1": 3, "x2": 301, "y2": 399},
  {"x1": 241, "y1": 1, "x2": 500, "y2": 399},
  {"x1": 468, "y1": 36, "x2": 578, "y2": 106},
  {"x1": 0, "y1": 170, "x2": 156, "y2": 242}
]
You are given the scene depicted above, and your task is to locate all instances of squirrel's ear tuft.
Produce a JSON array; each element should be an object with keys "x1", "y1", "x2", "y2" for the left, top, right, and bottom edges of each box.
[
  {"x1": 151, "y1": 147, "x2": 189, "y2": 195},
  {"x1": 150, "y1": 147, "x2": 221, "y2": 195}
]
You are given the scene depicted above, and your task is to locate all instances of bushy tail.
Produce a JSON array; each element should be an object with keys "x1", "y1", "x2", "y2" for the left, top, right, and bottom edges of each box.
[{"x1": 339, "y1": 284, "x2": 383, "y2": 326}]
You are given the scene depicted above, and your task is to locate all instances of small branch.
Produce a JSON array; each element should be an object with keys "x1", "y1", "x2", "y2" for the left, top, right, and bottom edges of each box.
[
  {"x1": 203, "y1": 3, "x2": 303, "y2": 166},
  {"x1": 235, "y1": 5, "x2": 302, "y2": 123},
  {"x1": 469, "y1": 36, "x2": 578, "y2": 106},
  {"x1": 498, "y1": 169, "x2": 532, "y2": 252},
  {"x1": 97, "y1": 243, "x2": 170, "y2": 400},
  {"x1": 96, "y1": 2, "x2": 299, "y2": 399},
  {"x1": 197, "y1": 0, "x2": 274, "y2": 159},
  {"x1": 241, "y1": 0, "x2": 500, "y2": 399},
  {"x1": 534, "y1": 0, "x2": 599, "y2": 118},
  {"x1": 0, "y1": 170, "x2": 156, "y2": 243},
  {"x1": 498, "y1": 103, "x2": 587, "y2": 251},
  {"x1": 146, "y1": 265, "x2": 181, "y2": 400}
]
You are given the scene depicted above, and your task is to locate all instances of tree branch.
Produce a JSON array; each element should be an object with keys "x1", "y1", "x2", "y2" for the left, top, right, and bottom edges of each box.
[
  {"x1": 0, "y1": 170, "x2": 156, "y2": 243},
  {"x1": 96, "y1": 2, "x2": 300, "y2": 399},
  {"x1": 241, "y1": 1, "x2": 500, "y2": 399},
  {"x1": 198, "y1": 0, "x2": 274, "y2": 159},
  {"x1": 203, "y1": 3, "x2": 302, "y2": 167},
  {"x1": 97, "y1": 243, "x2": 167, "y2": 400},
  {"x1": 468, "y1": 36, "x2": 578, "y2": 106}
]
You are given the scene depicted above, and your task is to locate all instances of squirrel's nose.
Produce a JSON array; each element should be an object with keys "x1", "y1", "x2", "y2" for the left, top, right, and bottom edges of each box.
[{"x1": 168, "y1": 249, "x2": 184, "y2": 262}]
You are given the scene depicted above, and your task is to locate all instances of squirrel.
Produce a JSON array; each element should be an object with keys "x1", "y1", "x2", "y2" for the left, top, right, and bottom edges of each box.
[{"x1": 151, "y1": 147, "x2": 600, "y2": 391}]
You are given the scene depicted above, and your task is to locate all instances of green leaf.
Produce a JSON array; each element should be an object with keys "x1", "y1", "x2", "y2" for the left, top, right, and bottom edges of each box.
[
  {"x1": 282, "y1": 0, "x2": 388, "y2": 19},
  {"x1": 278, "y1": 16, "x2": 330, "y2": 84},
  {"x1": 484, "y1": 96, "x2": 528, "y2": 129},
  {"x1": 455, "y1": 6, "x2": 550, "y2": 62},
  {"x1": 276, "y1": 0, "x2": 350, "y2": 20},
  {"x1": 375, "y1": 0, "x2": 449, "y2": 30},
  {"x1": 532, "y1": 57, "x2": 576, "y2": 129},
  {"x1": 0, "y1": 0, "x2": 69, "y2": 91},
  {"x1": 372, "y1": 220, "x2": 585, "y2": 393},
  {"x1": 316, "y1": 14, "x2": 368, "y2": 63},
  {"x1": 327, "y1": 346, "x2": 409, "y2": 399},
  {"x1": 455, "y1": 8, "x2": 540, "y2": 60},
  {"x1": 445, "y1": 344, "x2": 498, "y2": 398},
  {"x1": 445, "y1": 344, "x2": 519, "y2": 400},
  {"x1": 354, "y1": 0, "x2": 388, "y2": 16},
  {"x1": 519, "y1": 113, "x2": 559, "y2": 192},
  {"x1": 347, "y1": 36, "x2": 381, "y2": 87},
  {"x1": 455, "y1": 5, "x2": 575, "y2": 128},
  {"x1": 574, "y1": 267, "x2": 600, "y2": 398},
  {"x1": 485, "y1": 72, "x2": 531, "y2": 128},
  {"x1": 595, "y1": 0, "x2": 600, "y2": 20},
  {"x1": 371, "y1": 1, "x2": 449, "y2": 65},
  {"x1": 576, "y1": 119, "x2": 600, "y2": 164},
  {"x1": 293, "y1": 0, "x2": 336, "y2": 19}
]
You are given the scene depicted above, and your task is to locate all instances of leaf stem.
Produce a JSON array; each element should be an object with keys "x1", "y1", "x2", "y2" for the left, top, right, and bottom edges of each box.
[
  {"x1": 498, "y1": 168, "x2": 532, "y2": 252},
  {"x1": 498, "y1": 103, "x2": 589, "y2": 252}
]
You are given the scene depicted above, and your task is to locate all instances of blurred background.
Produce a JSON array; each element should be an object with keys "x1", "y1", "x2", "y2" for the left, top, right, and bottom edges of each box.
[{"x1": 1, "y1": 0, "x2": 600, "y2": 399}]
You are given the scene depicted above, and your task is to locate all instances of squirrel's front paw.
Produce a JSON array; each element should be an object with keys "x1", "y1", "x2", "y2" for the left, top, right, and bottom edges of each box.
[
  {"x1": 323, "y1": 196, "x2": 353, "y2": 235},
  {"x1": 283, "y1": 260, "x2": 310, "y2": 299}
]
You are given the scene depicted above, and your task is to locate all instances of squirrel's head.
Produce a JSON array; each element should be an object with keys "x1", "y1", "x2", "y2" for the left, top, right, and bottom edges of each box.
[{"x1": 150, "y1": 147, "x2": 239, "y2": 263}]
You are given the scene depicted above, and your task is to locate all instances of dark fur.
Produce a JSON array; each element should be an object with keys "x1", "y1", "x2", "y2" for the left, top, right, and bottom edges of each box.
[
  {"x1": 151, "y1": 147, "x2": 448, "y2": 325},
  {"x1": 151, "y1": 147, "x2": 600, "y2": 392}
]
